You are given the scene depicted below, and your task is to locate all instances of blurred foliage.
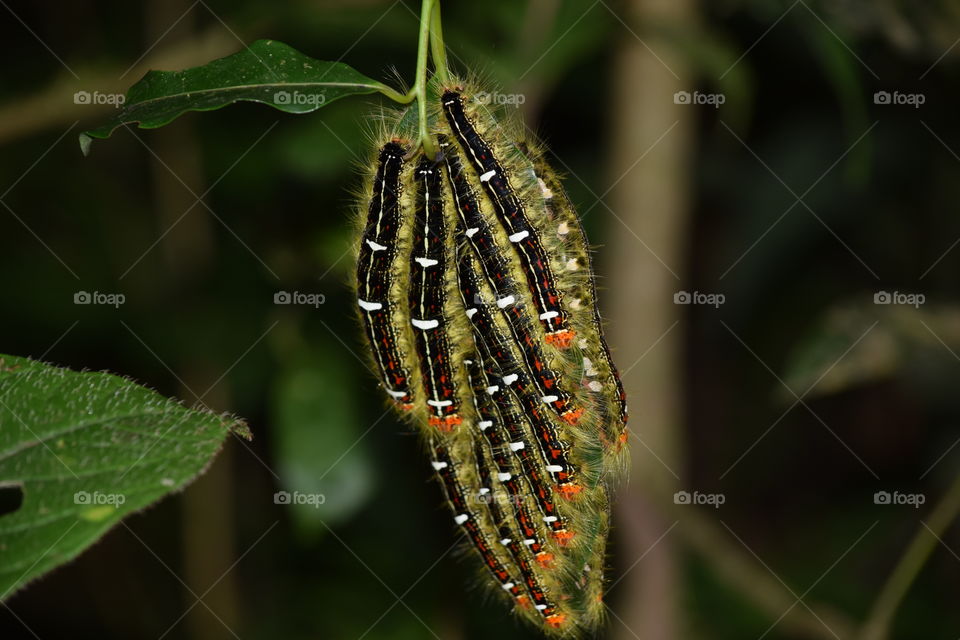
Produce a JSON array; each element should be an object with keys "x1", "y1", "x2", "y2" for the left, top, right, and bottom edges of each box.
[
  {"x1": 783, "y1": 302, "x2": 960, "y2": 401},
  {"x1": 1, "y1": 0, "x2": 960, "y2": 638},
  {"x1": 270, "y1": 347, "x2": 375, "y2": 540}
]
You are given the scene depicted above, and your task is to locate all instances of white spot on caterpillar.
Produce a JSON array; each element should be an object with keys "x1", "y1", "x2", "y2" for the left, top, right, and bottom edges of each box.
[
  {"x1": 486, "y1": 385, "x2": 500, "y2": 395},
  {"x1": 496, "y1": 295, "x2": 515, "y2": 308},
  {"x1": 500, "y1": 539, "x2": 512, "y2": 546},
  {"x1": 523, "y1": 539, "x2": 535, "y2": 546},
  {"x1": 557, "y1": 222, "x2": 570, "y2": 235},
  {"x1": 588, "y1": 380, "x2": 603, "y2": 392},
  {"x1": 509, "y1": 441, "x2": 525, "y2": 452},
  {"x1": 545, "y1": 465, "x2": 563, "y2": 473},
  {"x1": 431, "y1": 461, "x2": 448, "y2": 470},
  {"x1": 366, "y1": 239, "x2": 387, "y2": 251},
  {"x1": 415, "y1": 256, "x2": 439, "y2": 267},
  {"x1": 502, "y1": 373, "x2": 518, "y2": 386},
  {"x1": 497, "y1": 472, "x2": 512, "y2": 481},
  {"x1": 539, "y1": 311, "x2": 559, "y2": 320},
  {"x1": 535, "y1": 604, "x2": 547, "y2": 611},
  {"x1": 411, "y1": 318, "x2": 439, "y2": 330},
  {"x1": 357, "y1": 299, "x2": 383, "y2": 311},
  {"x1": 465, "y1": 227, "x2": 479, "y2": 238},
  {"x1": 464, "y1": 359, "x2": 473, "y2": 365},
  {"x1": 478, "y1": 420, "x2": 493, "y2": 430},
  {"x1": 509, "y1": 230, "x2": 530, "y2": 243},
  {"x1": 385, "y1": 388, "x2": 407, "y2": 398},
  {"x1": 583, "y1": 357, "x2": 598, "y2": 376},
  {"x1": 502, "y1": 581, "x2": 515, "y2": 590},
  {"x1": 537, "y1": 178, "x2": 554, "y2": 199},
  {"x1": 466, "y1": 308, "x2": 478, "y2": 318},
  {"x1": 566, "y1": 258, "x2": 579, "y2": 271},
  {"x1": 454, "y1": 513, "x2": 469, "y2": 525},
  {"x1": 570, "y1": 298, "x2": 582, "y2": 310},
  {"x1": 427, "y1": 399, "x2": 453, "y2": 407},
  {"x1": 543, "y1": 516, "x2": 558, "y2": 523},
  {"x1": 479, "y1": 170, "x2": 496, "y2": 182},
  {"x1": 541, "y1": 395, "x2": 559, "y2": 404},
  {"x1": 479, "y1": 487, "x2": 490, "y2": 495}
]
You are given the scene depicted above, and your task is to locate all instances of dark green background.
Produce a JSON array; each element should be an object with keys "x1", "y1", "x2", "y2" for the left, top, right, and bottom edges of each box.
[{"x1": 1, "y1": 0, "x2": 958, "y2": 638}]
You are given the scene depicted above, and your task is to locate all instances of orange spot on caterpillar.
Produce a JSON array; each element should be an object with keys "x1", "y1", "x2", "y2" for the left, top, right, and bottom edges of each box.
[
  {"x1": 516, "y1": 596, "x2": 531, "y2": 609},
  {"x1": 557, "y1": 483, "x2": 583, "y2": 499},
  {"x1": 545, "y1": 614, "x2": 567, "y2": 629},
  {"x1": 561, "y1": 407, "x2": 584, "y2": 425},
  {"x1": 551, "y1": 530, "x2": 575, "y2": 545},
  {"x1": 535, "y1": 552, "x2": 555, "y2": 569},
  {"x1": 545, "y1": 330, "x2": 576, "y2": 349},
  {"x1": 428, "y1": 414, "x2": 462, "y2": 432}
]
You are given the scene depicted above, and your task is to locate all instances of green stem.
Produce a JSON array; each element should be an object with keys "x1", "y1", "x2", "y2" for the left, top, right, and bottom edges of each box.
[
  {"x1": 374, "y1": 82, "x2": 414, "y2": 104},
  {"x1": 429, "y1": 0, "x2": 450, "y2": 85},
  {"x1": 375, "y1": 0, "x2": 446, "y2": 157},
  {"x1": 859, "y1": 471, "x2": 960, "y2": 640},
  {"x1": 413, "y1": 0, "x2": 438, "y2": 158}
]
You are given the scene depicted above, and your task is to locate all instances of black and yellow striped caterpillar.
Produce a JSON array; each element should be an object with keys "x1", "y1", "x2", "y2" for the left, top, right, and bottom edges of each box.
[{"x1": 353, "y1": 79, "x2": 629, "y2": 636}]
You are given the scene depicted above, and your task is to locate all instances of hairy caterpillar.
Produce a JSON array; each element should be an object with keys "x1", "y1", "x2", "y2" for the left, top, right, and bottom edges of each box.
[
  {"x1": 353, "y1": 79, "x2": 628, "y2": 636},
  {"x1": 356, "y1": 141, "x2": 415, "y2": 410},
  {"x1": 409, "y1": 157, "x2": 463, "y2": 430}
]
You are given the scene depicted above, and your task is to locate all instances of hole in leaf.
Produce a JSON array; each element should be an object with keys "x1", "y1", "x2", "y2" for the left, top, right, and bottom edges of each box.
[{"x1": 0, "y1": 483, "x2": 24, "y2": 517}]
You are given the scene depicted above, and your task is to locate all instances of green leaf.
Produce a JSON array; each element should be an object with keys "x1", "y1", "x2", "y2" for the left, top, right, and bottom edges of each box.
[
  {"x1": 0, "y1": 355, "x2": 248, "y2": 599},
  {"x1": 79, "y1": 39, "x2": 399, "y2": 155}
]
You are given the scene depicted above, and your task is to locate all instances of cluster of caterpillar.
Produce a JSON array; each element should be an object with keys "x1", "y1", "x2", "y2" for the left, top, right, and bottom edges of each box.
[{"x1": 353, "y1": 78, "x2": 629, "y2": 636}]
